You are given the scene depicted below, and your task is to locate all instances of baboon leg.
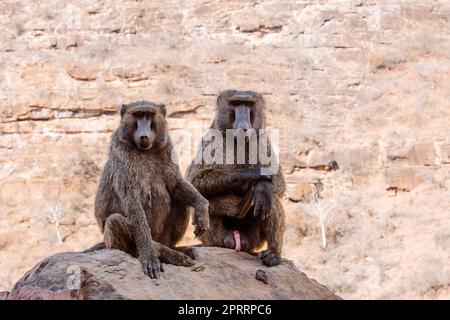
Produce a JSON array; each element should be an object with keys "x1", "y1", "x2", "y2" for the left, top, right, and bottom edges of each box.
[
  {"x1": 259, "y1": 199, "x2": 285, "y2": 266},
  {"x1": 164, "y1": 205, "x2": 198, "y2": 260},
  {"x1": 104, "y1": 213, "x2": 138, "y2": 257},
  {"x1": 198, "y1": 194, "x2": 253, "y2": 251},
  {"x1": 105, "y1": 214, "x2": 194, "y2": 267},
  {"x1": 157, "y1": 244, "x2": 195, "y2": 267},
  {"x1": 174, "y1": 246, "x2": 198, "y2": 260},
  {"x1": 263, "y1": 199, "x2": 285, "y2": 254}
]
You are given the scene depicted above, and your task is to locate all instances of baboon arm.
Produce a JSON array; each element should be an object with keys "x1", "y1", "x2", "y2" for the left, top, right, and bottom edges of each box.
[
  {"x1": 189, "y1": 167, "x2": 269, "y2": 196},
  {"x1": 172, "y1": 180, "x2": 208, "y2": 208},
  {"x1": 172, "y1": 180, "x2": 210, "y2": 236}
]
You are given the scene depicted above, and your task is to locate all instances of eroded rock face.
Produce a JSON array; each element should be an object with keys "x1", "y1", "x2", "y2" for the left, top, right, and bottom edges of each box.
[
  {"x1": 0, "y1": 291, "x2": 8, "y2": 300},
  {"x1": 7, "y1": 247, "x2": 340, "y2": 300}
]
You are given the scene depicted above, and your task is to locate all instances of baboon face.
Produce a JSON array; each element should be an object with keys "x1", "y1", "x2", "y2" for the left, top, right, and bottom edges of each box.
[
  {"x1": 214, "y1": 90, "x2": 265, "y2": 135},
  {"x1": 119, "y1": 101, "x2": 167, "y2": 151}
]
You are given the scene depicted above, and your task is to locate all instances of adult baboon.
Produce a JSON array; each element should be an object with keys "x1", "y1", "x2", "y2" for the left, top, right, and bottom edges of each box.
[
  {"x1": 186, "y1": 90, "x2": 286, "y2": 266},
  {"x1": 95, "y1": 100, "x2": 209, "y2": 278}
]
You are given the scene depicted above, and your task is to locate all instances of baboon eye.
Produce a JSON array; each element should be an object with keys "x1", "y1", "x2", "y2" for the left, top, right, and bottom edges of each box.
[{"x1": 229, "y1": 111, "x2": 235, "y2": 121}]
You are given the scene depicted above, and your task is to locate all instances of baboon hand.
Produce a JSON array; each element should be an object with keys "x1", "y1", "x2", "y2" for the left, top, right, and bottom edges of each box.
[
  {"x1": 193, "y1": 201, "x2": 210, "y2": 236},
  {"x1": 139, "y1": 252, "x2": 163, "y2": 279},
  {"x1": 252, "y1": 182, "x2": 273, "y2": 220}
]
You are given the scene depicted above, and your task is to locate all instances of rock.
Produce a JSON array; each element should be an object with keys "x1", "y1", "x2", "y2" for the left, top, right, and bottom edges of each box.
[
  {"x1": 67, "y1": 66, "x2": 98, "y2": 81},
  {"x1": 386, "y1": 142, "x2": 436, "y2": 166},
  {"x1": 287, "y1": 180, "x2": 315, "y2": 202},
  {"x1": 255, "y1": 270, "x2": 269, "y2": 285},
  {"x1": 333, "y1": 146, "x2": 378, "y2": 173},
  {"x1": 110, "y1": 68, "x2": 149, "y2": 82},
  {"x1": 7, "y1": 247, "x2": 340, "y2": 300},
  {"x1": 296, "y1": 148, "x2": 336, "y2": 170},
  {"x1": 436, "y1": 141, "x2": 450, "y2": 164}
]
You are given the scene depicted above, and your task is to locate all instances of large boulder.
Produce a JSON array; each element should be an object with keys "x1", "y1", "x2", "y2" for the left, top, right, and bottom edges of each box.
[{"x1": 6, "y1": 247, "x2": 340, "y2": 300}]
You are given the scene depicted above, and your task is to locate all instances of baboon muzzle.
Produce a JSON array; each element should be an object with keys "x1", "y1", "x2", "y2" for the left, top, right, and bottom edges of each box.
[
  {"x1": 233, "y1": 106, "x2": 251, "y2": 139},
  {"x1": 134, "y1": 118, "x2": 153, "y2": 150}
]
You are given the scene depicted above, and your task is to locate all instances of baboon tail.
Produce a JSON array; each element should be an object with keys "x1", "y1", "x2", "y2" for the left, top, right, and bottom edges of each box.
[{"x1": 83, "y1": 242, "x2": 106, "y2": 253}]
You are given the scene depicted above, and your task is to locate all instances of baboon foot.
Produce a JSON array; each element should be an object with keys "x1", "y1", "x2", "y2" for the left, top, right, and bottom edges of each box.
[
  {"x1": 175, "y1": 246, "x2": 198, "y2": 260},
  {"x1": 258, "y1": 249, "x2": 281, "y2": 267},
  {"x1": 139, "y1": 254, "x2": 163, "y2": 279},
  {"x1": 158, "y1": 245, "x2": 195, "y2": 267},
  {"x1": 104, "y1": 214, "x2": 138, "y2": 257}
]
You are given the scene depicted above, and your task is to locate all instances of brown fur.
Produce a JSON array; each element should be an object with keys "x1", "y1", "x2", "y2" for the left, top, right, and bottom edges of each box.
[
  {"x1": 186, "y1": 90, "x2": 286, "y2": 266},
  {"x1": 95, "y1": 100, "x2": 209, "y2": 278}
]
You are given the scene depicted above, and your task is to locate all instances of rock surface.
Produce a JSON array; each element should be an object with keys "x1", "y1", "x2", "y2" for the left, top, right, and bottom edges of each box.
[{"x1": 6, "y1": 247, "x2": 339, "y2": 300}]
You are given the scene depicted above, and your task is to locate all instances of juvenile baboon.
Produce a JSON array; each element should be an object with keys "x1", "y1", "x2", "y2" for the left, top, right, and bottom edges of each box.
[
  {"x1": 95, "y1": 100, "x2": 209, "y2": 278},
  {"x1": 186, "y1": 90, "x2": 286, "y2": 266}
]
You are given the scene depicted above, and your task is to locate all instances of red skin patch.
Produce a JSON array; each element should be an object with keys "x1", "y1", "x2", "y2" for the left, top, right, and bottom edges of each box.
[{"x1": 234, "y1": 230, "x2": 241, "y2": 252}]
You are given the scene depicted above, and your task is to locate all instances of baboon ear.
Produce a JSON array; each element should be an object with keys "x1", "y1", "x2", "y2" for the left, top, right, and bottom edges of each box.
[
  {"x1": 120, "y1": 104, "x2": 128, "y2": 118},
  {"x1": 159, "y1": 104, "x2": 166, "y2": 117}
]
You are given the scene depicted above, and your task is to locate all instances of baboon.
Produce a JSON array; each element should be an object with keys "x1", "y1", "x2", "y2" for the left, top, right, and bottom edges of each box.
[
  {"x1": 186, "y1": 90, "x2": 286, "y2": 266},
  {"x1": 95, "y1": 100, "x2": 209, "y2": 279}
]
